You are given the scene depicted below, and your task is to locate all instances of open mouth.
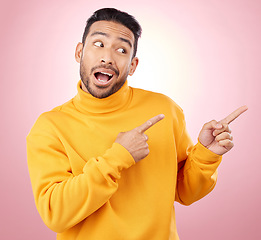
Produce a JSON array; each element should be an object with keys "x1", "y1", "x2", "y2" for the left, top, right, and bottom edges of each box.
[{"x1": 94, "y1": 72, "x2": 113, "y2": 84}]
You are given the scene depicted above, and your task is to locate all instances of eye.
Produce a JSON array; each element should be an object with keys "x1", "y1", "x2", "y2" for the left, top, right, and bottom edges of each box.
[
  {"x1": 94, "y1": 41, "x2": 104, "y2": 47},
  {"x1": 117, "y1": 48, "x2": 126, "y2": 54}
]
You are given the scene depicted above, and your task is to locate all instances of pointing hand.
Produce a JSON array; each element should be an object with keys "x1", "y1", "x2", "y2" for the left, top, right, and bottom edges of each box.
[
  {"x1": 115, "y1": 114, "x2": 165, "y2": 162},
  {"x1": 198, "y1": 106, "x2": 248, "y2": 155}
]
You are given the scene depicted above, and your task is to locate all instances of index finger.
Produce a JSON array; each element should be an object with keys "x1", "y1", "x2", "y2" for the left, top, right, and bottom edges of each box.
[
  {"x1": 220, "y1": 105, "x2": 248, "y2": 124},
  {"x1": 136, "y1": 114, "x2": 165, "y2": 133}
]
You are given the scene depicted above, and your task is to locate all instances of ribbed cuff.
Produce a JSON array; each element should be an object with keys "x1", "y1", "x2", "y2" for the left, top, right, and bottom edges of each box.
[
  {"x1": 103, "y1": 142, "x2": 136, "y2": 171},
  {"x1": 193, "y1": 141, "x2": 222, "y2": 164}
]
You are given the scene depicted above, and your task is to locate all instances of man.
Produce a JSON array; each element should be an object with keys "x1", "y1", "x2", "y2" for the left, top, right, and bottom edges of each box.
[{"x1": 27, "y1": 8, "x2": 247, "y2": 240}]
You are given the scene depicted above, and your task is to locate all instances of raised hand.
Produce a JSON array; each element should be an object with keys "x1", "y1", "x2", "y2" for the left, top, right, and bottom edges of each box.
[
  {"x1": 198, "y1": 106, "x2": 248, "y2": 155},
  {"x1": 115, "y1": 114, "x2": 165, "y2": 162}
]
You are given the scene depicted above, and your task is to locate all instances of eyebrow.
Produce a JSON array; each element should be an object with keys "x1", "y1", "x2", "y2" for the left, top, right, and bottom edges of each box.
[
  {"x1": 119, "y1": 37, "x2": 132, "y2": 48},
  {"x1": 91, "y1": 31, "x2": 108, "y2": 37},
  {"x1": 90, "y1": 31, "x2": 133, "y2": 48}
]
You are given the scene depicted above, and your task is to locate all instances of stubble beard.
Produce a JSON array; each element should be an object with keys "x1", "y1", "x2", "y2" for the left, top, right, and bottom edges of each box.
[{"x1": 80, "y1": 63, "x2": 128, "y2": 99}]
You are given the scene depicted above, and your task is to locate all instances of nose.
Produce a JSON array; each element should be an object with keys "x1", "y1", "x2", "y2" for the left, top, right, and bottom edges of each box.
[{"x1": 100, "y1": 49, "x2": 114, "y2": 65}]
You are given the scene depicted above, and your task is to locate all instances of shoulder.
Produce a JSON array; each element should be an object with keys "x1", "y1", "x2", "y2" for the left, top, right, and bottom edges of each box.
[{"x1": 28, "y1": 99, "x2": 74, "y2": 134}]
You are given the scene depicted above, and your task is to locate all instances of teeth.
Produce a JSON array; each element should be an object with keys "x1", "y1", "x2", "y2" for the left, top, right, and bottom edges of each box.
[
  {"x1": 98, "y1": 79, "x2": 107, "y2": 83},
  {"x1": 101, "y1": 72, "x2": 113, "y2": 77}
]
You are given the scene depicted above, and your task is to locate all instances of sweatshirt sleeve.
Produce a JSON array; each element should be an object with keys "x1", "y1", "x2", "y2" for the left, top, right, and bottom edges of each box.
[
  {"x1": 26, "y1": 115, "x2": 135, "y2": 233},
  {"x1": 174, "y1": 111, "x2": 222, "y2": 206}
]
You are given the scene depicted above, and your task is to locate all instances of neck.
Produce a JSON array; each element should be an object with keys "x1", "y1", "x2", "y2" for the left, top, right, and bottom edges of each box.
[{"x1": 73, "y1": 80, "x2": 132, "y2": 114}]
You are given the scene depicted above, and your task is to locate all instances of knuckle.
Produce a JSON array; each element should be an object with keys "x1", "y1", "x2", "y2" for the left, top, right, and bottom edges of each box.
[
  {"x1": 144, "y1": 134, "x2": 148, "y2": 141},
  {"x1": 227, "y1": 140, "x2": 233, "y2": 147},
  {"x1": 223, "y1": 123, "x2": 228, "y2": 127},
  {"x1": 228, "y1": 126, "x2": 232, "y2": 133},
  {"x1": 203, "y1": 121, "x2": 210, "y2": 127},
  {"x1": 146, "y1": 120, "x2": 152, "y2": 126},
  {"x1": 204, "y1": 120, "x2": 216, "y2": 128},
  {"x1": 144, "y1": 148, "x2": 150, "y2": 156},
  {"x1": 136, "y1": 128, "x2": 142, "y2": 134}
]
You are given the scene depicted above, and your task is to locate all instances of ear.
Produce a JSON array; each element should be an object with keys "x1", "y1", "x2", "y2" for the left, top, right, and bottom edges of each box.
[
  {"x1": 128, "y1": 57, "x2": 139, "y2": 76},
  {"x1": 75, "y1": 42, "x2": 83, "y2": 63}
]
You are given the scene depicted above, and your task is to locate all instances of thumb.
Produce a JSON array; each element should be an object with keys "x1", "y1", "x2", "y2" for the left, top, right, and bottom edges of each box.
[
  {"x1": 202, "y1": 120, "x2": 221, "y2": 131},
  {"x1": 199, "y1": 120, "x2": 221, "y2": 147}
]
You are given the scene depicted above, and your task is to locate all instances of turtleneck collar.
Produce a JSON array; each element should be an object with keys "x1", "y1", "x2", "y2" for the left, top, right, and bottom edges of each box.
[{"x1": 73, "y1": 80, "x2": 132, "y2": 114}]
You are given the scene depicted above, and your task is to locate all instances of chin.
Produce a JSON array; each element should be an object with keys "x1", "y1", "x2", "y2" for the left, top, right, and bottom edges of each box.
[{"x1": 89, "y1": 86, "x2": 115, "y2": 99}]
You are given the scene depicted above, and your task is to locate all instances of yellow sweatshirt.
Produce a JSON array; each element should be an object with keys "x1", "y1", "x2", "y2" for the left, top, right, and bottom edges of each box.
[{"x1": 27, "y1": 81, "x2": 222, "y2": 240}]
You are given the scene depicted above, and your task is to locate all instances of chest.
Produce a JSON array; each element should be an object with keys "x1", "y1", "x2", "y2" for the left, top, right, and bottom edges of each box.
[{"x1": 55, "y1": 110, "x2": 177, "y2": 176}]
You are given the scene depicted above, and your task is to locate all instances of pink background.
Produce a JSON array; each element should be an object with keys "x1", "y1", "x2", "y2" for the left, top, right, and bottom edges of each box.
[{"x1": 0, "y1": 0, "x2": 260, "y2": 239}]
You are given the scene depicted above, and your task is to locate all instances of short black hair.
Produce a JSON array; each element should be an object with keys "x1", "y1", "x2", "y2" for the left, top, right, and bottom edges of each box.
[{"x1": 82, "y1": 8, "x2": 142, "y2": 58}]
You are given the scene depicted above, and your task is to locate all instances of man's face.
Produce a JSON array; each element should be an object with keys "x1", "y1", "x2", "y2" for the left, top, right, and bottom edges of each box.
[{"x1": 75, "y1": 21, "x2": 139, "y2": 98}]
